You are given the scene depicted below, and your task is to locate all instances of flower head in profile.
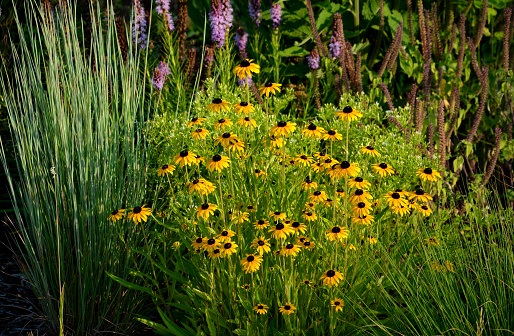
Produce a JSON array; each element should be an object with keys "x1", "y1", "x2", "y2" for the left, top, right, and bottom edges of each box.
[
  {"x1": 207, "y1": 98, "x2": 231, "y2": 113},
  {"x1": 187, "y1": 178, "x2": 216, "y2": 196},
  {"x1": 269, "y1": 222, "x2": 295, "y2": 239},
  {"x1": 326, "y1": 226, "x2": 349, "y2": 241},
  {"x1": 372, "y1": 162, "x2": 395, "y2": 177},
  {"x1": 409, "y1": 189, "x2": 433, "y2": 203},
  {"x1": 253, "y1": 304, "x2": 269, "y2": 315},
  {"x1": 157, "y1": 164, "x2": 176, "y2": 177},
  {"x1": 279, "y1": 303, "x2": 296, "y2": 316},
  {"x1": 187, "y1": 116, "x2": 206, "y2": 128},
  {"x1": 237, "y1": 116, "x2": 257, "y2": 128},
  {"x1": 360, "y1": 145, "x2": 380, "y2": 157},
  {"x1": 108, "y1": 209, "x2": 125, "y2": 222},
  {"x1": 203, "y1": 237, "x2": 220, "y2": 252},
  {"x1": 191, "y1": 128, "x2": 209, "y2": 140},
  {"x1": 271, "y1": 121, "x2": 296, "y2": 137},
  {"x1": 383, "y1": 191, "x2": 408, "y2": 208},
  {"x1": 335, "y1": 105, "x2": 363, "y2": 122},
  {"x1": 308, "y1": 190, "x2": 328, "y2": 204},
  {"x1": 241, "y1": 253, "x2": 263, "y2": 273},
  {"x1": 327, "y1": 161, "x2": 360, "y2": 179},
  {"x1": 269, "y1": 211, "x2": 287, "y2": 221},
  {"x1": 347, "y1": 176, "x2": 371, "y2": 189},
  {"x1": 251, "y1": 236, "x2": 271, "y2": 254},
  {"x1": 352, "y1": 201, "x2": 372, "y2": 217},
  {"x1": 218, "y1": 229, "x2": 236, "y2": 242},
  {"x1": 290, "y1": 221, "x2": 307, "y2": 234},
  {"x1": 220, "y1": 241, "x2": 238, "y2": 256},
  {"x1": 416, "y1": 167, "x2": 442, "y2": 182},
  {"x1": 322, "y1": 129, "x2": 343, "y2": 141},
  {"x1": 349, "y1": 189, "x2": 373, "y2": 204},
  {"x1": 175, "y1": 150, "x2": 198, "y2": 167},
  {"x1": 254, "y1": 219, "x2": 270, "y2": 230},
  {"x1": 215, "y1": 132, "x2": 239, "y2": 147},
  {"x1": 233, "y1": 59, "x2": 260, "y2": 79},
  {"x1": 301, "y1": 211, "x2": 318, "y2": 222},
  {"x1": 258, "y1": 82, "x2": 282, "y2": 97},
  {"x1": 282, "y1": 242, "x2": 302, "y2": 257},
  {"x1": 206, "y1": 154, "x2": 230, "y2": 172},
  {"x1": 320, "y1": 269, "x2": 344, "y2": 287},
  {"x1": 196, "y1": 203, "x2": 218, "y2": 219},
  {"x1": 233, "y1": 101, "x2": 255, "y2": 114},
  {"x1": 214, "y1": 118, "x2": 233, "y2": 130},
  {"x1": 418, "y1": 204, "x2": 433, "y2": 216},
  {"x1": 351, "y1": 215, "x2": 374, "y2": 226},
  {"x1": 191, "y1": 237, "x2": 206, "y2": 251},
  {"x1": 302, "y1": 177, "x2": 318, "y2": 190},
  {"x1": 127, "y1": 205, "x2": 152, "y2": 223},
  {"x1": 302, "y1": 123, "x2": 325, "y2": 138}
]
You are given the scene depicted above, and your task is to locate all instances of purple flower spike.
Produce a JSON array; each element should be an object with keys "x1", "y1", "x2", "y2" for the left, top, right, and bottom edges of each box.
[
  {"x1": 307, "y1": 49, "x2": 320, "y2": 70},
  {"x1": 235, "y1": 27, "x2": 249, "y2": 59},
  {"x1": 270, "y1": 1, "x2": 282, "y2": 30},
  {"x1": 155, "y1": 0, "x2": 175, "y2": 31},
  {"x1": 238, "y1": 76, "x2": 253, "y2": 87},
  {"x1": 152, "y1": 61, "x2": 171, "y2": 91},
  {"x1": 249, "y1": 0, "x2": 261, "y2": 28},
  {"x1": 329, "y1": 35, "x2": 342, "y2": 59},
  {"x1": 132, "y1": 0, "x2": 148, "y2": 49},
  {"x1": 209, "y1": 0, "x2": 234, "y2": 48}
]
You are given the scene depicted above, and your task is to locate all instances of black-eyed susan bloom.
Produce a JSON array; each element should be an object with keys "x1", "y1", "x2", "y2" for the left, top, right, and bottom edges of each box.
[
  {"x1": 352, "y1": 201, "x2": 372, "y2": 217},
  {"x1": 349, "y1": 189, "x2": 373, "y2": 204},
  {"x1": 246, "y1": 204, "x2": 257, "y2": 212},
  {"x1": 302, "y1": 211, "x2": 318, "y2": 222},
  {"x1": 282, "y1": 242, "x2": 302, "y2": 257},
  {"x1": 254, "y1": 169, "x2": 266, "y2": 177},
  {"x1": 418, "y1": 204, "x2": 433, "y2": 216},
  {"x1": 308, "y1": 190, "x2": 328, "y2": 203},
  {"x1": 326, "y1": 226, "x2": 349, "y2": 241},
  {"x1": 372, "y1": 163, "x2": 395, "y2": 177},
  {"x1": 259, "y1": 82, "x2": 282, "y2": 97},
  {"x1": 269, "y1": 222, "x2": 295, "y2": 239},
  {"x1": 383, "y1": 191, "x2": 409, "y2": 208},
  {"x1": 175, "y1": 150, "x2": 198, "y2": 167},
  {"x1": 206, "y1": 98, "x2": 231, "y2": 113},
  {"x1": 188, "y1": 178, "x2": 216, "y2": 195},
  {"x1": 322, "y1": 129, "x2": 343, "y2": 141},
  {"x1": 191, "y1": 237, "x2": 206, "y2": 250},
  {"x1": 279, "y1": 303, "x2": 296, "y2": 316},
  {"x1": 237, "y1": 116, "x2": 257, "y2": 128},
  {"x1": 108, "y1": 209, "x2": 125, "y2": 222},
  {"x1": 331, "y1": 298, "x2": 344, "y2": 312},
  {"x1": 336, "y1": 189, "x2": 345, "y2": 197},
  {"x1": 335, "y1": 105, "x2": 363, "y2": 121},
  {"x1": 233, "y1": 59, "x2": 260, "y2": 79},
  {"x1": 215, "y1": 132, "x2": 238, "y2": 147},
  {"x1": 267, "y1": 135, "x2": 284, "y2": 148},
  {"x1": 301, "y1": 279, "x2": 313, "y2": 286},
  {"x1": 320, "y1": 270, "x2": 344, "y2": 287},
  {"x1": 327, "y1": 161, "x2": 360, "y2": 179},
  {"x1": 390, "y1": 204, "x2": 410, "y2": 217},
  {"x1": 233, "y1": 101, "x2": 255, "y2": 114},
  {"x1": 220, "y1": 241, "x2": 238, "y2": 256},
  {"x1": 360, "y1": 145, "x2": 380, "y2": 157},
  {"x1": 187, "y1": 116, "x2": 206, "y2": 128},
  {"x1": 127, "y1": 205, "x2": 152, "y2": 223},
  {"x1": 351, "y1": 215, "x2": 375, "y2": 226},
  {"x1": 302, "y1": 123, "x2": 326, "y2": 138},
  {"x1": 409, "y1": 189, "x2": 433, "y2": 202},
  {"x1": 241, "y1": 284, "x2": 250, "y2": 290},
  {"x1": 208, "y1": 248, "x2": 223, "y2": 260},
  {"x1": 271, "y1": 121, "x2": 296, "y2": 137},
  {"x1": 231, "y1": 211, "x2": 249, "y2": 224},
  {"x1": 196, "y1": 203, "x2": 218, "y2": 219},
  {"x1": 251, "y1": 236, "x2": 271, "y2": 254},
  {"x1": 367, "y1": 236, "x2": 378, "y2": 244},
  {"x1": 296, "y1": 154, "x2": 314, "y2": 166},
  {"x1": 218, "y1": 229, "x2": 236, "y2": 242},
  {"x1": 304, "y1": 202, "x2": 316, "y2": 210},
  {"x1": 253, "y1": 304, "x2": 269, "y2": 315},
  {"x1": 157, "y1": 164, "x2": 176, "y2": 177},
  {"x1": 416, "y1": 167, "x2": 442, "y2": 182},
  {"x1": 269, "y1": 211, "x2": 287, "y2": 221},
  {"x1": 240, "y1": 254, "x2": 263, "y2": 273},
  {"x1": 254, "y1": 219, "x2": 270, "y2": 230},
  {"x1": 290, "y1": 221, "x2": 307, "y2": 234},
  {"x1": 214, "y1": 118, "x2": 233, "y2": 130},
  {"x1": 228, "y1": 139, "x2": 245, "y2": 153},
  {"x1": 203, "y1": 237, "x2": 220, "y2": 252},
  {"x1": 302, "y1": 178, "x2": 318, "y2": 190},
  {"x1": 191, "y1": 128, "x2": 209, "y2": 140},
  {"x1": 206, "y1": 154, "x2": 230, "y2": 172},
  {"x1": 347, "y1": 176, "x2": 371, "y2": 189},
  {"x1": 302, "y1": 240, "x2": 315, "y2": 250},
  {"x1": 320, "y1": 158, "x2": 339, "y2": 171}
]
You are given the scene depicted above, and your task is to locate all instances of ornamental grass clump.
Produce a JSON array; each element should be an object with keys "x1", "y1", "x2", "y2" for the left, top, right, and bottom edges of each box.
[{"x1": 0, "y1": 3, "x2": 154, "y2": 334}]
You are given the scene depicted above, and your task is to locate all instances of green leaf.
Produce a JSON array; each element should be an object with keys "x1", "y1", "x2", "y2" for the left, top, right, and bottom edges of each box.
[
  {"x1": 278, "y1": 46, "x2": 309, "y2": 57},
  {"x1": 105, "y1": 271, "x2": 154, "y2": 296},
  {"x1": 233, "y1": 329, "x2": 247, "y2": 336},
  {"x1": 387, "y1": 10, "x2": 404, "y2": 33},
  {"x1": 453, "y1": 156, "x2": 465, "y2": 172},
  {"x1": 135, "y1": 317, "x2": 172, "y2": 335},
  {"x1": 157, "y1": 307, "x2": 191, "y2": 336}
]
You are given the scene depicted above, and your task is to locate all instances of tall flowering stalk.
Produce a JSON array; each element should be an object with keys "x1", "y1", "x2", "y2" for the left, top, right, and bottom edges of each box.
[
  {"x1": 209, "y1": 0, "x2": 233, "y2": 48},
  {"x1": 235, "y1": 27, "x2": 248, "y2": 59},
  {"x1": 155, "y1": 0, "x2": 175, "y2": 31},
  {"x1": 132, "y1": 0, "x2": 148, "y2": 49},
  {"x1": 152, "y1": 61, "x2": 171, "y2": 91},
  {"x1": 249, "y1": 0, "x2": 261, "y2": 28},
  {"x1": 270, "y1": 0, "x2": 282, "y2": 30}
]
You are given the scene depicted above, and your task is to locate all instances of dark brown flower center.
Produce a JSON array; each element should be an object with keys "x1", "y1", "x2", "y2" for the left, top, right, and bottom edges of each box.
[
  {"x1": 392, "y1": 192, "x2": 400, "y2": 199},
  {"x1": 255, "y1": 169, "x2": 261, "y2": 173},
  {"x1": 180, "y1": 150, "x2": 189, "y2": 157},
  {"x1": 395, "y1": 189, "x2": 403, "y2": 192},
  {"x1": 292, "y1": 222, "x2": 300, "y2": 228},
  {"x1": 265, "y1": 82, "x2": 273, "y2": 87},
  {"x1": 133, "y1": 206, "x2": 142, "y2": 214},
  {"x1": 212, "y1": 98, "x2": 222, "y2": 104},
  {"x1": 424, "y1": 168, "x2": 433, "y2": 174},
  {"x1": 213, "y1": 249, "x2": 220, "y2": 254},
  {"x1": 207, "y1": 238, "x2": 215, "y2": 245},
  {"x1": 244, "y1": 117, "x2": 250, "y2": 121},
  {"x1": 308, "y1": 124, "x2": 316, "y2": 130},
  {"x1": 286, "y1": 244, "x2": 294, "y2": 249},
  {"x1": 240, "y1": 101, "x2": 248, "y2": 106},
  {"x1": 277, "y1": 121, "x2": 287, "y2": 127},
  {"x1": 274, "y1": 211, "x2": 281, "y2": 215},
  {"x1": 218, "y1": 119, "x2": 225, "y2": 123},
  {"x1": 304, "y1": 241, "x2": 310, "y2": 246},
  {"x1": 201, "y1": 203, "x2": 209, "y2": 210},
  {"x1": 421, "y1": 205, "x2": 428, "y2": 210},
  {"x1": 300, "y1": 155, "x2": 307, "y2": 159},
  {"x1": 343, "y1": 106, "x2": 353, "y2": 113},
  {"x1": 366, "y1": 145, "x2": 374, "y2": 150},
  {"x1": 258, "y1": 220, "x2": 264, "y2": 224},
  {"x1": 161, "y1": 164, "x2": 169, "y2": 170},
  {"x1": 247, "y1": 255, "x2": 255, "y2": 262},
  {"x1": 355, "y1": 177, "x2": 363, "y2": 182},
  {"x1": 355, "y1": 189, "x2": 363, "y2": 195},
  {"x1": 334, "y1": 301, "x2": 341, "y2": 306},
  {"x1": 314, "y1": 191, "x2": 321, "y2": 196},
  {"x1": 357, "y1": 202, "x2": 366, "y2": 208},
  {"x1": 331, "y1": 227, "x2": 341, "y2": 233},
  {"x1": 193, "y1": 179, "x2": 199, "y2": 184},
  {"x1": 341, "y1": 161, "x2": 350, "y2": 168},
  {"x1": 306, "y1": 212, "x2": 313, "y2": 216},
  {"x1": 328, "y1": 130, "x2": 336, "y2": 135},
  {"x1": 284, "y1": 305, "x2": 291, "y2": 310},
  {"x1": 240, "y1": 60, "x2": 250, "y2": 67},
  {"x1": 337, "y1": 189, "x2": 344, "y2": 193},
  {"x1": 258, "y1": 305, "x2": 263, "y2": 309},
  {"x1": 222, "y1": 132, "x2": 231, "y2": 138},
  {"x1": 276, "y1": 223, "x2": 284, "y2": 230},
  {"x1": 196, "y1": 238, "x2": 203, "y2": 243},
  {"x1": 111, "y1": 210, "x2": 118, "y2": 215},
  {"x1": 221, "y1": 231, "x2": 228, "y2": 236},
  {"x1": 224, "y1": 243, "x2": 232, "y2": 249},
  {"x1": 247, "y1": 205, "x2": 254, "y2": 210},
  {"x1": 212, "y1": 155, "x2": 222, "y2": 162},
  {"x1": 327, "y1": 270, "x2": 336, "y2": 277},
  {"x1": 191, "y1": 117, "x2": 198, "y2": 122},
  {"x1": 258, "y1": 240, "x2": 265, "y2": 246},
  {"x1": 416, "y1": 189, "x2": 425, "y2": 195},
  {"x1": 379, "y1": 163, "x2": 388, "y2": 169}
]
